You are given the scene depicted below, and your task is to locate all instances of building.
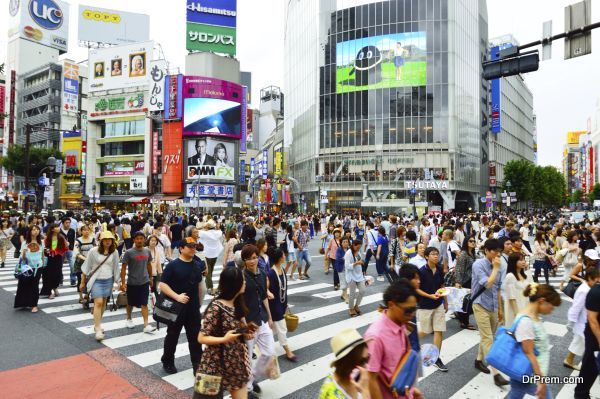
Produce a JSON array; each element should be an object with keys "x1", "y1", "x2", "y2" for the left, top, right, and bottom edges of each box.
[
  {"x1": 285, "y1": 0, "x2": 489, "y2": 213},
  {"x1": 563, "y1": 131, "x2": 588, "y2": 197},
  {"x1": 488, "y1": 36, "x2": 535, "y2": 191}
]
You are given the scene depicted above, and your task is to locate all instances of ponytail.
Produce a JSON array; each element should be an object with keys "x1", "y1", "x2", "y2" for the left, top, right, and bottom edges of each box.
[{"x1": 522, "y1": 283, "x2": 561, "y2": 306}]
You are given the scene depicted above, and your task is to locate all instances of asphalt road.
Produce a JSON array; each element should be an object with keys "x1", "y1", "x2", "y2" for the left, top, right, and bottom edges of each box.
[{"x1": 1, "y1": 235, "x2": 599, "y2": 398}]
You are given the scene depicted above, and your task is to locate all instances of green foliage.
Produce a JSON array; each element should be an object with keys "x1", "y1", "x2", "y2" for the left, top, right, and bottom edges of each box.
[
  {"x1": 503, "y1": 160, "x2": 566, "y2": 208},
  {"x1": 590, "y1": 183, "x2": 600, "y2": 203},
  {"x1": 571, "y1": 189, "x2": 583, "y2": 204},
  {"x1": 0, "y1": 145, "x2": 64, "y2": 182}
]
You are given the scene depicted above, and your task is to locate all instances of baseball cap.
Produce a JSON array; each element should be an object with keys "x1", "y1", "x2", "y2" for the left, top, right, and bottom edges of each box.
[
  {"x1": 179, "y1": 237, "x2": 197, "y2": 248},
  {"x1": 584, "y1": 249, "x2": 599, "y2": 260}
]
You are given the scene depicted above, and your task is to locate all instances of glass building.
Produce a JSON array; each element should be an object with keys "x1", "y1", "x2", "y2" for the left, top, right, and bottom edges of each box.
[{"x1": 285, "y1": 0, "x2": 489, "y2": 213}]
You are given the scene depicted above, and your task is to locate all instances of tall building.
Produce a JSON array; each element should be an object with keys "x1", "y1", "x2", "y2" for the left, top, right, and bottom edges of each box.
[
  {"x1": 285, "y1": 0, "x2": 489, "y2": 213},
  {"x1": 488, "y1": 35, "x2": 535, "y2": 188}
]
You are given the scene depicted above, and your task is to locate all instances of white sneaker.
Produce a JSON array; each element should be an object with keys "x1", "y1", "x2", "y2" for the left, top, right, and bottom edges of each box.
[
  {"x1": 143, "y1": 325, "x2": 157, "y2": 334},
  {"x1": 377, "y1": 276, "x2": 385, "y2": 282},
  {"x1": 126, "y1": 319, "x2": 135, "y2": 329},
  {"x1": 95, "y1": 330, "x2": 104, "y2": 341}
]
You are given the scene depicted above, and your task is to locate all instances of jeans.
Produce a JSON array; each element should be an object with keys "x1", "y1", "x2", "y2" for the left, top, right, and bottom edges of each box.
[
  {"x1": 161, "y1": 306, "x2": 202, "y2": 370},
  {"x1": 375, "y1": 255, "x2": 388, "y2": 276},
  {"x1": 533, "y1": 260, "x2": 549, "y2": 285},
  {"x1": 297, "y1": 249, "x2": 312, "y2": 272},
  {"x1": 205, "y1": 258, "x2": 217, "y2": 291},
  {"x1": 509, "y1": 379, "x2": 552, "y2": 399},
  {"x1": 65, "y1": 250, "x2": 75, "y2": 284},
  {"x1": 246, "y1": 321, "x2": 276, "y2": 389},
  {"x1": 363, "y1": 249, "x2": 374, "y2": 274}
]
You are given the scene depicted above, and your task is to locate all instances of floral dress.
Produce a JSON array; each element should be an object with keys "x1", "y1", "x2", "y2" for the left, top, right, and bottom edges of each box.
[
  {"x1": 198, "y1": 300, "x2": 251, "y2": 391},
  {"x1": 319, "y1": 374, "x2": 362, "y2": 399}
]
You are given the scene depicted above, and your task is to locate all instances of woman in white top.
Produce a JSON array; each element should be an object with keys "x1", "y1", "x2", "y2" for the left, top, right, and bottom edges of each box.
[
  {"x1": 560, "y1": 231, "x2": 580, "y2": 291},
  {"x1": 502, "y1": 252, "x2": 531, "y2": 326},
  {"x1": 532, "y1": 231, "x2": 551, "y2": 285},
  {"x1": 146, "y1": 235, "x2": 165, "y2": 297},
  {"x1": 80, "y1": 231, "x2": 121, "y2": 341},
  {"x1": 198, "y1": 219, "x2": 224, "y2": 295},
  {"x1": 345, "y1": 239, "x2": 365, "y2": 318},
  {"x1": 0, "y1": 219, "x2": 15, "y2": 268},
  {"x1": 564, "y1": 267, "x2": 600, "y2": 370}
]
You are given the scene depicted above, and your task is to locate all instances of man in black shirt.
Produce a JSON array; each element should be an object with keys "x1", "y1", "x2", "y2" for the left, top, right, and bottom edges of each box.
[
  {"x1": 575, "y1": 282, "x2": 600, "y2": 398},
  {"x1": 159, "y1": 237, "x2": 203, "y2": 375},
  {"x1": 241, "y1": 244, "x2": 275, "y2": 399},
  {"x1": 169, "y1": 216, "x2": 184, "y2": 249},
  {"x1": 60, "y1": 218, "x2": 77, "y2": 286}
]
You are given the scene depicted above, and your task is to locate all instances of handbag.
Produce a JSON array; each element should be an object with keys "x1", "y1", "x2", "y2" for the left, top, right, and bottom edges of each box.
[
  {"x1": 14, "y1": 257, "x2": 33, "y2": 279},
  {"x1": 153, "y1": 267, "x2": 198, "y2": 326},
  {"x1": 461, "y1": 286, "x2": 486, "y2": 315},
  {"x1": 562, "y1": 279, "x2": 582, "y2": 299},
  {"x1": 284, "y1": 308, "x2": 299, "y2": 332},
  {"x1": 116, "y1": 292, "x2": 128, "y2": 307},
  {"x1": 319, "y1": 247, "x2": 325, "y2": 255},
  {"x1": 194, "y1": 301, "x2": 226, "y2": 398},
  {"x1": 485, "y1": 315, "x2": 539, "y2": 381},
  {"x1": 383, "y1": 330, "x2": 419, "y2": 397},
  {"x1": 82, "y1": 252, "x2": 113, "y2": 302}
]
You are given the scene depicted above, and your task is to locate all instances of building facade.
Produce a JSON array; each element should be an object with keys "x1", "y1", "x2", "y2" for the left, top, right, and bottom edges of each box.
[{"x1": 285, "y1": 0, "x2": 489, "y2": 213}]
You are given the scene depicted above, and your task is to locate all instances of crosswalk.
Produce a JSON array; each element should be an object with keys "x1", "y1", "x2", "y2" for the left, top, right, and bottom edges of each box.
[{"x1": 1, "y1": 254, "x2": 599, "y2": 398}]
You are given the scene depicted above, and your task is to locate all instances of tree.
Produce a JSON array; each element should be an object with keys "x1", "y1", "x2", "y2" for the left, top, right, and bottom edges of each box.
[
  {"x1": 503, "y1": 159, "x2": 535, "y2": 203},
  {"x1": 590, "y1": 183, "x2": 600, "y2": 203},
  {"x1": 0, "y1": 145, "x2": 64, "y2": 184},
  {"x1": 572, "y1": 189, "x2": 583, "y2": 204}
]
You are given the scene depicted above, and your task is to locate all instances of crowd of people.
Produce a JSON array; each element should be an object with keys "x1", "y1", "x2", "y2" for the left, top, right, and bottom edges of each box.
[{"x1": 5, "y1": 209, "x2": 600, "y2": 398}]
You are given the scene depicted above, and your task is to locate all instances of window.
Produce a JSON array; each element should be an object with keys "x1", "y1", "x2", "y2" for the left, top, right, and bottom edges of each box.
[{"x1": 103, "y1": 118, "x2": 145, "y2": 138}]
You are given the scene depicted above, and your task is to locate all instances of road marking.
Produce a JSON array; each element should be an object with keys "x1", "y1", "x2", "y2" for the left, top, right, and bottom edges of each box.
[
  {"x1": 287, "y1": 282, "x2": 332, "y2": 295},
  {"x1": 555, "y1": 369, "x2": 600, "y2": 398}
]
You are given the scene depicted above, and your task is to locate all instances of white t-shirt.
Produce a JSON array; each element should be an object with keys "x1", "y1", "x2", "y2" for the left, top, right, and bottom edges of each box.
[
  {"x1": 519, "y1": 226, "x2": 530, "y2": 240},
  {"x1": 447, "y1": 240, "x2": 461, "y2": 270}
]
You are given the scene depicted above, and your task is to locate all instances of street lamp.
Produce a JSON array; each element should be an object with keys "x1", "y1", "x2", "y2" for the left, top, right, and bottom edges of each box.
[
  {"x1": 91, "y1": 184, "x2": 97, "y2": 212},
  {"x1": 316, "y1": 175, "x2": 323, "y2": 213},
  {"x1": 37, "y1": 156, "x2": 57, "y2": 212}
]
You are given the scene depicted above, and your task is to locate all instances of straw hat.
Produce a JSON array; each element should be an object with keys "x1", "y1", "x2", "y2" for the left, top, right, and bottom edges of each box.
[
  {"x1": 98, "y1": 231, "x2": 116, "y2": 242},
  {"x1": 329, "y1": 328, "x2": 372, "y2": 366}
]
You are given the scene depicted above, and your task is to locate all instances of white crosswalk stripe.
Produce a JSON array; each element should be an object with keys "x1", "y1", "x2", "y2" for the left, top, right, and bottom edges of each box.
[{"x1": 2, "y1": 250, "x2": 599, "y2": 398}]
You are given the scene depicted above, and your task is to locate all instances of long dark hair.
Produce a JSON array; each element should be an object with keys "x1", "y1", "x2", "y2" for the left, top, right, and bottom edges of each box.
[
  {"x1": 26, "y1": 225, "x2": 43, "y2": 245},
  {"x1": 507, "y1": 252, "x2": 527, "y2": 280},
  {"x1": 215, "y1": 267, "x2": 248, "y2": 319},
  {"x1": 461, "y1": 234, "x2": 476, "y2": 258},
  {"x1": 43, "y1": 223, "x2": 68, "y2": 250}
]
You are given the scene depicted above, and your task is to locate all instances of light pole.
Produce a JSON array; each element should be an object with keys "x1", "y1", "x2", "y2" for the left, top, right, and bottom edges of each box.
[
  {"x1": 316, "y1": 175, "x2": 323, "y2": 213},
  {"x1": 91, "y1": 184, "x2": 97, "y2": 212},
  {"x1": 37, "y1": 156, "x2": 57, "y2": 212},
  {"x1": 505, "y1": 180, "x2": 512, "y2": 212}
]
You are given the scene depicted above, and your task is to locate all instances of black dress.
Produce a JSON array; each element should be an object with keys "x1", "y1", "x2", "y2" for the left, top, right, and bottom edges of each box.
[
  {"x1": 14, "y1": 269, "x2": 43, "y2": 308},
  {"x1": 40, "y1": 249, "x2": 64, "y2": 296}
]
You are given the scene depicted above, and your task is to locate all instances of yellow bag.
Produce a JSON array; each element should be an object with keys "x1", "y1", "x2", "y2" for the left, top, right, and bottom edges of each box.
[{"x1": 284, "y1": 308, "x2": 299, "y2": 332}]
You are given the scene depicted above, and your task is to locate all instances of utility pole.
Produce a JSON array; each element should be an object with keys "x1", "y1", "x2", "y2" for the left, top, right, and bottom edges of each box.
[{"x1": 24, "y1": 124, "x2": 31, "y2": 212}]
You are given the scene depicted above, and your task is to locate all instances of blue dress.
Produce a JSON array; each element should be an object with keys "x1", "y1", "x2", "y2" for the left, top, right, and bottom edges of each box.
[{"x1": 267, "y1": 268, "x2": 287, "y2": 322}]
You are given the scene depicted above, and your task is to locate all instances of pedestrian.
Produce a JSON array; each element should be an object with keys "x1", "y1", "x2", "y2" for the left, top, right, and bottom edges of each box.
[
  {"x1": 364, "y1": 280, "x2": 424, "y2": 399},
  {"x1": 241, "y1": 244, "x2": 276, "y2": 398},
  {"x1": 59, "y1": 217, "x2": 77, "y2": 286},
  {"x1": 327, "y1": 228, "x2": 343, "y2": 289},
  {"x1": 508, "y1": 283, "x2": 561, "y2": 399},
  {"x1": 159, "y1": 237, "x2": 204, "y2": 375},
  {"x1": 389, "y1": 225, "x2": 407, "y2": 275},
  {"x1": 199, "y1": 219, "x2": 224, "y2": 296},
  {"x1": 285, "y1": 224, "x2": 299, "y2": 280},
  {"x1": 565, "y1": 266, "x2": 599, "y2": 371},
  {"x1": 318, "y1": 328, "x2": 372, "y2": 399},
  {"x1": 80, "y1": 231, "x2": 121, "y2": 341},
  {"x1": 0, "y1": 219, "x2": 14, "y2": 268},
  {"x1": 147, "y1": 235, "x2": 165, "y2": 298},
  {"x1": 297, "y1": 220, "x2": 312, "y2": 279},
  {"x1": 532, "y1": 231, "x2": 551, "y2": 285},
  {"x1": 41, "y1": 223, "x2": 69, "y2": 299},
  {"x1": 74, "y1": 225, "x2": 96, "y2": 305},
  {"x1": 375, "y1": 226, "x2": 389, "y2": 281},
  {"x1": 120, "y1": 231, "x2": 156, "y2": 334},
  {"x1": 13, "y1": 225, "x2": 45, "y2": 313},
  {"x1": 169, "y1": 216, "x2": 183, "y2": 250},
  {"x1": 502, "y1": 252, "x2": 531, "y2": 327},
  {"x1": 267, "y1": 248, "x2": 297, "y2": 362},
  {"x1": 322, "y1": 224, "x2": 335, "y2": 275},
  {"x1": 560, "y1": 230, "x2": 581, "y2": 291},
  {"x1": 256, "y1": 238, "x2": 270, "y2": 272},
  {"x1": 223, "y1": 228, "x2": 239, "y2": 265},
  {"x1": 362, "y1": 222, "x2": 378, "y2": 275},
  {"x1": 471, "y1": 238, "x2": 509, "y2": 386},
  {"x1": 416, "y1": 247, "x2": 448, "y2": 371},
  {"x1": 345, "y1": 239, "x2": 365, "y2": 317}
]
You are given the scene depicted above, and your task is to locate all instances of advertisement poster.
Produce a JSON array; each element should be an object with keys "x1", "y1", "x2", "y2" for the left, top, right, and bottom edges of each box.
[
  {"x1": 336, "y1": 31, "x2": 426, "y2": 93},
  {"x1": 8, "y1": 0, "x2": 70, "y2": 53},
  {"x1": 185, "y1": 184, "x2": 234, "y2": 199},
  {"x1": 164, "y1": 74, "x2": 183, "y2": 120},
  {"x1": 62, "y1": 61, "x2": 79, "y2": 113},
  {"x1": 162, "y1": 122, "x2": 183, "y2": 193},
  {"x1": 91, "y1": 92, "x2": 146, "y2": 118},
  {"x1": 186, "y1": 138, "x2": 235, "y2": 181},
  {"x1": 78, "y1": 5, "x2": 149, "y2": 45},
  {"x1": 186, "y1": 0, "x2": 236, "y2": 27},
  {"x1": 183, "y1": 77, "x2": 243, "y2": 139},
  {"x1": 149, "y1": 60, "x2": 167, "y2": 112},
  {"x1": 186, "y1": 0, "x2": 236, "y2": 55},
  {"x1": 89, "y1": 41, "x2": 154, "y2": 93}
]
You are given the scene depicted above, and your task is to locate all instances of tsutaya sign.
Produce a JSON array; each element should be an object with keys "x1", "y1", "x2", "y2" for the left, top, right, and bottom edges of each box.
[{"x1": 404, "y1": 180, "x2": 449, "y2": 190}]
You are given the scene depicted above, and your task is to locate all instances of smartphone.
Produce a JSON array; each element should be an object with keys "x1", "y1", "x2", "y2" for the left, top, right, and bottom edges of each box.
[
  {"x1": 350, "y1": 368, "x2": 360, "y2": 382},
  {"x1": 235, "y1": 327, "x2": 248, "y2": 334}
]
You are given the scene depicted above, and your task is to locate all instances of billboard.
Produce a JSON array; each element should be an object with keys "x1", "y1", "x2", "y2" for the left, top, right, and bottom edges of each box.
[
  {"x1": 90, "y1": 92, "x2": 146, "y2": 118},
  {"x1": 336, "y1": 32, "x2": 426, "y2": 93},
  {"x1": 185, "y1": 184, "x2": 234, "y2": 199},
  {"x1": 8, "y1": 0, "x2": 70, "y2": 53},
  {"x1": 163, "y1": 122, "x2": 183, "y2": 193},
  {"x1": 0, "y1": 83, "x2": 5, "y2": 129},
  {"x1": 149, "y1": 60, "x2": 167, "y2": 112},
  {"x1": 186, "y1": 0, "x2": 237, "y2": 27},
  {"x1": 62, "y1": 61, "x2": 79, "y2": 113},
  {"x1": 88, "y1": 41, "x2": 154, "y2": 93},
  {"x1": 183, "y1": 77, "x2": 243, "y2": 139},
  {"x1": 185, "y1": 138, "x2": 235, "y2": 181},
  {"x1": 567, "y1": 131, "x2": 586, "y2": 145},
  {"x1": 164, "y1": 74, "x2": 183, "y2": 120},
  {"x1": 78, "y1": 5, "x2": 150, "y2": 45},
  {"x1": 186, "y1": 0, "x2": 237, "y2": 55},
  {"x1": 104, "y1": 160, "x2": 144, "y2": 176}
]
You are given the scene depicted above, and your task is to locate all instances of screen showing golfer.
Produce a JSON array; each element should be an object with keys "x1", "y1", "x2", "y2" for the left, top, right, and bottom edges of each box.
[{"x1": 336, "y1": 31, "x2": 427, "y2": 93}]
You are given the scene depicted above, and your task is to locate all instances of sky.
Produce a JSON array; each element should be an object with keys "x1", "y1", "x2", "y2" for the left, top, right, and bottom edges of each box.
[{"x1": 1, "y1": 0, "x2": 599, "y2": 168}]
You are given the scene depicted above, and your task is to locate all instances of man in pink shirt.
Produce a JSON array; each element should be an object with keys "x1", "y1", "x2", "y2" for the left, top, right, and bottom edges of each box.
[{"x1": 365, "y1": 281, "x2": 424, "y2": 399}]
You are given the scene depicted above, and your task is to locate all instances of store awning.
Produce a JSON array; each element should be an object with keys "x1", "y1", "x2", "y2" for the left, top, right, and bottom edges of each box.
[
  {"x1": 125, "y1": 196, "x2": 150, "y2": 203},
  {"x1": 151, "y1": 195, "x2": 182, "y2": 202}
]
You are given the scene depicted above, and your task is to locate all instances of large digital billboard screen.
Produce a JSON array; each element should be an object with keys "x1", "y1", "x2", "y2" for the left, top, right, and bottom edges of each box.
[
  {"x1": 182, "y1": 76, "x2": 243, "y2": 139},
  {"x1": 336, "y1": 32, "x2": 426, "y2": 93},
  {"x1": 185, "y1": 138, "x2": 235, "y2": 181}
]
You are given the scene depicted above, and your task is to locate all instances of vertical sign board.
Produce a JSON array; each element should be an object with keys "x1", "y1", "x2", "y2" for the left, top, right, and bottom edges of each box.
[
  {"x1": 149, "y1": 60, "x2": 167, "y2": 112},
  {"x1": 589, "y1": 146, "x2": 594, "y2": 193},
  {"x1": 162, "y1": 122, "x2": 183, "y2": 193},
  {"x1": 62, "y1": 61, "x2": 79, "y2": 113},
  {"x1": 262, "y1": 149, "x2": 268, "y2": 179},
  {"x1": 490, "y1": 46, "x2": 501, "y2": 134},
  {"x1": 186, "y1": 0, "x2": 237, "y2": 56},
  {"x1": 164, "y1": 74, "x2": 183, "y2": 120},
  {"x1": 250, "y1": 158, "x2": 255, "y2": 180},
  {"x1": 241, "y1": 86, "x2": 247, "y2": 152},
  {"x1": 152, "y1": 131, "x2": 159, "y2": 174},
  {"x1": 0, "y1": 83, "x2": 4, "y2": 129},
  {"x1": 240, "y1": 160, "x2": 246, "y2": 183},
  {"x1": 9, "y1": 71, "x2": 16, "y2": 145}
]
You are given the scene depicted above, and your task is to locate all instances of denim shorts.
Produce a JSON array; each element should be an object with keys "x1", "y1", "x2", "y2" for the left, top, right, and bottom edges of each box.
[
  {"x1": 287, "y1": 252, "x2": 297, "y2": 262},
  {"x1": 90, "y1": 278, "x2": 113, "y2": 299}
]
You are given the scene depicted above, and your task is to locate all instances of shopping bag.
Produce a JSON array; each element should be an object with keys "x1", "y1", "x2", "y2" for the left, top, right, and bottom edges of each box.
[{"x1": 254, "y1": 355, "x2": 280, "y2": 380}]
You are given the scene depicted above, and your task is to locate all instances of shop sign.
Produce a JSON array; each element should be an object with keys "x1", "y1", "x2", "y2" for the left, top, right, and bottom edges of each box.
[
  {"x1": 152, "y1": 132, "x2": 159, "y2": 174},
  {"x1": 404, "y1": 180, "x2": 449, "y2": 190},
  {"x1": 130, "y1": 176, "x2": 147, "y2": 191},
  {"x1": 186, "y1": 183, "x2": 234, "y2": 199},
  {"x1": 164, "y1": 74, "x2": 183, "y2": 120},
  {"x1": 91, "y1": 93, "x2": 145, "y2": 117},
  {"x1": 149, "y1": 60, "x2": 166, "y2": 112}
]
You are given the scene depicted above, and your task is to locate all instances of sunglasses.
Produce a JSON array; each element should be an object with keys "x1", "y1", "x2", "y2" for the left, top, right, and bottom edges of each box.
[
  {"x1": 468, "y1": 239, "x2": 476, "y2": 243},
  {"x1": 394, "y1": 304, "x2": 417, "y2": 314}
]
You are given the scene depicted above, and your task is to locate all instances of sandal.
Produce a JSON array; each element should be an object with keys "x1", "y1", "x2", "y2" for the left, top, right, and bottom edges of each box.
[
  {"x1": 563, "y1": 361, "x2": 580, "y2": 371},
  {"x1": 285, "y1": 355, "x2": 298, "y2": 363},
  {"x1": 349, "y1": 310, "x2": 357, "y2": 317},
  {"x1": 354, "y1": 306, "x2": 361, "y2": 315},
  {"x1": 460, "y1": 323, "x2": 476, "y2": 330}
]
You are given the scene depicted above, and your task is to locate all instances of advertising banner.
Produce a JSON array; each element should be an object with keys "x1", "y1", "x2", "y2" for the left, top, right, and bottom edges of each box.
[
  {"x1": 0, "y1": 84, "x2": 4, "y2": 128},
  {"x1": 490, "y1": 44, "x2": 511, "y2": 134},
  {"x1": 152, "y1": 131, "x2": 159, "y2": 174},
  {"x1": 62, "y1": 135, "x2": 82, "y2": 176},
  {"x1": 275, "y1": 151, "x2": 282, "y2": 176},
  {"x1": 239, "y1": 159, "x2": 245, "y2": 183},
  {"x1": 62, "y1": 61, "x2": 79, "y2": 113},
  {"x1": 241, "y1": 86, "x2": 247, "y2": 152},
  {"x1": 163, "y1": 122, "x2": 183, "y2": 193},
  {"x1": 130, "y1": 176, "x2": 147, "y2": 192},
  {"x1": 186, "y1": 0, "x2": 237, "y2": 27},
  {"x1": 78, "y1": 5, "x2": 149, "y2": 45},
  {"x1": 186, "y1": 22, "x2": 236, "y2": 56},
  {"x1": 336, "y1": 31, "x2": 426, "y2": 93},
  {"x1": 90, "y1": 92, "x2": 146, "y2": 118},
  {"x1": 134, "y1": 160, "x2": 145, "y2": 173},
  {"x1": 149, "y1": 60, "x2": 167, "y2": 112},
  {"x1": 262, "y1": 149, "x2": 268, "y2": 179},
  {"x1": 567, "y1": 131, "x2": 586, "y2": 145},
  {"x1": 185, "y1": 184, "x2": 234, "y2": 199},
  {"x1": 250, "y1": 158, "x2": 255, "y2": 179},
  {"x1": 183, "y1": 76, "x2": 243, "y2": 139},
  {"x1": 9, "y1": 0, "x2": 70, "y2": 53},
  {"x1": 164, "y1": 74, "x2": 183, "y2": 120},
  {"x1": 186, "y1": 138, "x2": 235, "y2": 181},
  {"x1": 88, "y1": 41, "x2": 154, "y2": 93},
  {"x1": 104, "y1": 161, "x2": 144, "y2": 176}
]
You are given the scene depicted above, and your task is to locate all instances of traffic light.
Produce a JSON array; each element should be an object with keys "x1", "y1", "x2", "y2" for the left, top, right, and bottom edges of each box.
[{"x1": 483, "y1": 51, "x2": 540, "y2": 80}]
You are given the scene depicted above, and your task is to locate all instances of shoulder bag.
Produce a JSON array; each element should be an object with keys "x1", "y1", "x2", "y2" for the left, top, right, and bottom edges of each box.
[
  {"x1": 194, "y1": 301, "x2": 226, "y2": 398},
  {"x1": 82, "y1": 251, "x2": 113, "y2": 302},
  {"x1": 562, "y1": 275, "x2": 582, "y2": 299},
  {"x1": 154, "y1": 266, "x2": 199, "y2": 325},
  {"x1": 485, "y1": 315, "x2": 539, "y2": 381},
  {"x1": 383, "y1": 327, "x2": 420, "y2": 397},
  {"x1": 461, "y1": 285, "x2": 487, "y2": 315}
]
